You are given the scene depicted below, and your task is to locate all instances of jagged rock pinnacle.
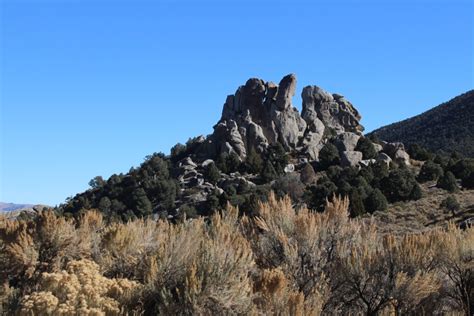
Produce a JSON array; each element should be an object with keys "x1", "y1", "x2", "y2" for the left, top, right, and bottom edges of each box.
[{"x1": 197, "y1": 74, "x2": 364, "y2": 161}]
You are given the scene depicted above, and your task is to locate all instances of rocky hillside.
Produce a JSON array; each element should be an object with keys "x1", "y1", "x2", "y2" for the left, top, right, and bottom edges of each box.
[
  {"x1": 369, "y1": 90, "x2": 474, "y2": 157},
  {"x1": 59, "y1": 74, "x2": 474, "y2": 221}
]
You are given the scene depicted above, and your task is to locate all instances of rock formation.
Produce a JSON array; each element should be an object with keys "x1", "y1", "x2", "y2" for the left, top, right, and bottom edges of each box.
[
  {"x1": 188, "y1": 73, "x2": 410, "y2": 176},
  {"x1": 196, "y1": 74, "x2": 366, "y2": 162}
]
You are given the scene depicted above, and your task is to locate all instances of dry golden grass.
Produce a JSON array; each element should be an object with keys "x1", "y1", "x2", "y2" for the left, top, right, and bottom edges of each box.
[
  {"x1": 1, "y1": 194, "x2": 472, "y2": 315},
  {"x1": 366, "y1": 183, "x2": 474, "y2": 234}
]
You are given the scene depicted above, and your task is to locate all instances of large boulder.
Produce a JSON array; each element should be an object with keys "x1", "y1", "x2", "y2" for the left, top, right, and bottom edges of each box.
[
  {"x1": 377, "y1": 152, "x2": 392, "y2": 166},
  {"x1": 394, "y1": 149, "x2": 411, "y2": 166},
  {"x1": 334, "y1": 132, "x2": 361, "y2": 152},
  {"x1": 302, "y1": 86, "x2": 364, "y2": 135},
  {"x1": 382, "y1": 142, "x2": 410, "y2": 165},
  {"x1": 383, "y1": 142, "x2": 405, "y2": 157},
  {"x1": 341, "y1": 151, "x2": 363, "y2": 167}
]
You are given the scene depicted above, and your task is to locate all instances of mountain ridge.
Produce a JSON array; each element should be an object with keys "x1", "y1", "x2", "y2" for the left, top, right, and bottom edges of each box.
[{"x1": 369, "y1": 90, "x2": 474, "y2": 157}]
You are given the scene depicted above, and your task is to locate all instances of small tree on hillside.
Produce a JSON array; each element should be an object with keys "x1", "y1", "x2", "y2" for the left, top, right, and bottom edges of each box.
[
  {"x1": 365, "y1": 188, "x2": 388, "y2": 213},
  {"x1": 245, "y1": 148, "x2": 263, "y2": 174},
  {"x1": 381, "y1": 168, "x2": 421, "y2": 202},
  {"x1": 261, "y1": 160, "x2": 278, "y2": 183},
  {"x1": 417, "y1": 160, "x2": 444, "y2": 183},
  {"x1": 440, "y1": 195, "x2": 460, "y2": 216},
  {"x1": 408, "y1": 144, "x2": 433, "y2": 161},
  {"x1": 319, "y1": 143, "x2": 340, "y2": 169},
  {"x1": 132, "y1": 188, "x2": 152, "y2": 216},
  {"x1": 203, "y1": 163, "x2": 220, "y2": 184},
  {"x1": 355, "y1": 137, "x2": 377, "y2": 159},
  {"x1": 437, "y1": 171, "x2": 459, "y2": 193}
]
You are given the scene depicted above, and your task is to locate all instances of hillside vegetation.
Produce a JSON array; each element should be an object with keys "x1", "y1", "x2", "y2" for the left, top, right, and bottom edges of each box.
[
  {"x1": 1, "y1": 195, "x2": 473, "y2": 315},
  {"x1": 370, "y1": 90, "x2": 474, "y2": 157}
]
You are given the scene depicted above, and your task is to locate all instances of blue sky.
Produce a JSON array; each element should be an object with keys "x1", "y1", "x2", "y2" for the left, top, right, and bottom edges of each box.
[{"x1": 1, "y1": 0, "x2": 472, "y2": 205}]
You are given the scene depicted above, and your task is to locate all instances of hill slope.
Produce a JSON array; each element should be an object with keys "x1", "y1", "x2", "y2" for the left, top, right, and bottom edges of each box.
[
  {"x1": 0, "y1": 202, "x2": 34, "y2": 212},
  {"x1": 369, "y1": 90, "x2": 474, "y2": 157},
  {"x1": 59, "y1": 74, "x2": 474, "y2": 223}
]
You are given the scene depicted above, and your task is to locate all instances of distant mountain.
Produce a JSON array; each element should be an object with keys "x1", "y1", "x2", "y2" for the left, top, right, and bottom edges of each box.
[
  {"x1": 0, "y1": 202, "x2": 35, "y2": 212},
  {"x1": 369, "y1": 90, "x2": 474, "y2": 157}
]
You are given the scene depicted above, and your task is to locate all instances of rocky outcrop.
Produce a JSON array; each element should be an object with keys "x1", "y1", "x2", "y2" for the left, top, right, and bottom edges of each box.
[
  {"x1": 215, "y1": 74, "x2": 307, "y2": 158},
  {"x1": 302, "y1": 86, "x2": 364, "y2": 135},
  {"x1": 382, "y1": 142, "x2": 410, "y2": 166},
  {"x1": 341, "y1": 151, "x2": 363, "y2": 167},
  {"x1": 377, "y1": 152, "x2": 392, "y2": 166},
  {"x1": 200, "y1": 74, "x2": 366, "y2": 162},
  {"x1": 189, "y1": 73, "x2": 410, "y2": 175},
  {"x1": 334, "y1": 132, "x2": 361, "y2": 152}
]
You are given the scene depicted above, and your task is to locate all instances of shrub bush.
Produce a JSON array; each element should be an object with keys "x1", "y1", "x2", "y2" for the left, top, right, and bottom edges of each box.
[
  {"x1": 417, "y1": 160, "x2": 444, "y2": 183},
  {"x1": 437, "y1": 171, "x2": 459, "y2": 192}
]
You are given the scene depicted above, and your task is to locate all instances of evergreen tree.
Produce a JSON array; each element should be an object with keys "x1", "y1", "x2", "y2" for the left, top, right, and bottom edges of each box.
[
  {"x1": 261, "y1": 160, "x2": 278, "y2": 182},
  {"x1": 319, "y1": 143, "x2": 340, "y2": 169},
  {"x1": 98, "y1": 196, "x2": 112, "y2": 213},
  {"x1": 170, "y1": 143, "x2": 187, "y2": 161},
  {"x1": 437, "y1": 171, "x2": 459, "y2": 193},
  {"x1": 306, "y1": 177, "x2": 337, "y2": 212},
  {"x1": 410, "y1": 183, "x2": 423, "y2": 200},
  {"x1": 355, "y1": 137, "x2": 377, "y2": 159},
  {"x1": 244, "y1": 148, "x2": 263, "y2": 174},
  {"x1": 203, "y1": 163, "x2": 220, "y2": 184},
  {"x1": 417, "y1": 160, "x2": 443, "y2": 183},
  {"x1": 89, "y1": 176, "x2": 106, "y2": 189},
  {"x1": 266, "y1": 143, "x2": 288, "y2": 175},
  {"x1": 132, "y1": 188, "x2": 152, "y2": 216},
  {"x1": 365, "y1": 188, "x2": 388, "y2": 213},
  {"x1": 408, "y1": 144, "x2": 433, "y2": 161},
  {"x1": 381, "y1": 168, "x2": 420, "y2": 202},
  {"x1": 440, "y1": 195, "x2": 460, "y2": 216}
]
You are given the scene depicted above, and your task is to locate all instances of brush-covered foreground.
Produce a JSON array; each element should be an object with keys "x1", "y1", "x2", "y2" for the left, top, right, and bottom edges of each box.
[{"x1": 1, "y1": 194, "x2": 472, "y2": 315}]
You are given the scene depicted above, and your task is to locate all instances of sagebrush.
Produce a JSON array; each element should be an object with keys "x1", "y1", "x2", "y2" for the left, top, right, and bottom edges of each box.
[{"x1": 1, "y1": 193, "x2": 472, "y2": 315}]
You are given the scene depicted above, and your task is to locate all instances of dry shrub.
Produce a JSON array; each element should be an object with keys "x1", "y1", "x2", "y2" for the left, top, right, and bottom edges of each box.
[
  {"x1": 18, "y1": 259, "x2": 141, "y2": 315},
  {"x1": 242, "y1": 193, "x2": 355, "y2": 314},
  {"x1": 435, "y1": 224, "x2": 474, "y2": 315},
  {"x1": 0, "y1": 210, "x2": 96, "y2": 292},
  {"x1": 331, "y1": 228, "x2": 441, "y2": 315},
  {"x1": 253, "y1": 268, "x2": 327, "y2": 316},
  {"x1": 143, "y1": 206, "x2": 254, "y2": 314},
  {"x1": 1, "y1": 195, "x2": 472, "y2": 315},
  {"x1": 99, "y1": 218, "x2": 164, "y2": 280}
]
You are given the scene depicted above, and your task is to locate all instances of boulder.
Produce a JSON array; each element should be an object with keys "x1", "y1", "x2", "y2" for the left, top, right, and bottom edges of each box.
[
  {"x1": 341, "y1": 151, "x2": 363, "y2": 167},
  {"x1": 284, "y1": 164, "x2": 295, "y2": 173},
  {"x1": 189, "y1": 177, "x2": 205, "y2": 187},
  {"x1": 377, "y1": 152, "x2": 392, "y2": 166},
  {"x1": 383, "y1": 142, "x2": 405, "y2": 157},
  {"x1": 302, "y1": 85, "x2": 364, "y2": 135},
  {"x1": 179, "y1": 157, "x2": 197, "y2": 169},
  {"x1": 373, "y1": 143, "x2": 383, "y2": 152},
  {"x1": 360, "y1": 159, "x2": 376, "y2": 167},
  {"x1": 334, "y1": 132, "x2": 361, "y2": 152},
  {"x1": 201, "y1": 159, "x2": 215, "y2": 168},
  {"x1": 394, "y1": 149, "x2": 411, "y2": 166}
]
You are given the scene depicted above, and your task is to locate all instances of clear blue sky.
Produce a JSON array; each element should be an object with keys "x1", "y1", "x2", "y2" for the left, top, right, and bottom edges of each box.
[{"x1": 1, "y1": 0, "x2": 472, "y2": 206}]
